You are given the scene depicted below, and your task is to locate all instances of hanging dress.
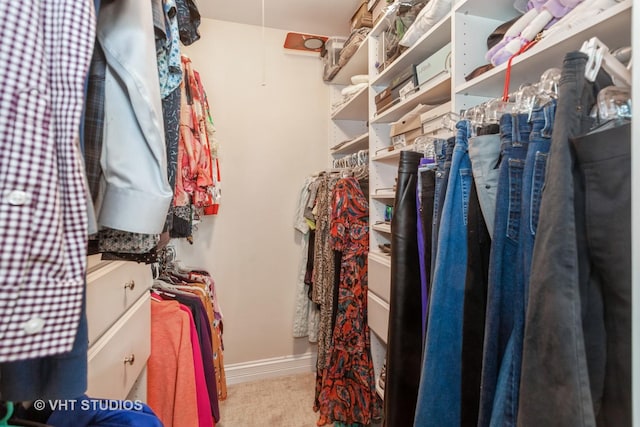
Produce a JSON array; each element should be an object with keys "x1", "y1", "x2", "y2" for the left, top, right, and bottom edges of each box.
[{"x1": 318, "y1": 176, "x2": 380, "y2": 425}]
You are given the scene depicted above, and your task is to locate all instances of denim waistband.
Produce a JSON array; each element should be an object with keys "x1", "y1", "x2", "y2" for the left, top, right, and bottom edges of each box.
[
  {"x1": 438, "y1": 136, "x2": 456, "y2": 170},
  {"x1": 529, "y1": 100, "x2": 557, "y2": 140},
  {"x1": 469, "y1": 133, "x2": 501, "y2": 171},
  {"x1": 455, "y1": 119, "x2": 472, "y2": 150},
  {"x1": 500, "y1": 113, "x2": 532, "y2": 151},
  {"x1": 434, "y1": 138, "x2": 448, "y2": 169},
  {"x1": 559, "y1": 51, "x2": 590, "y2": 86}
]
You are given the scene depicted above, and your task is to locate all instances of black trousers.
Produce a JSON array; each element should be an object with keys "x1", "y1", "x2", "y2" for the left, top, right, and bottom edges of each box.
[
  {"x1": 572, "y1": 122, "x2": 631, "y2": 426},
  {"x1": 384, "y1": 151, "x2": 423, "y2": 427}
]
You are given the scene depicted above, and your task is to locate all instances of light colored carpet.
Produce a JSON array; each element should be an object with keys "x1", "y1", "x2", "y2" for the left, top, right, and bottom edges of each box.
[{"x1": 217, "y1": 372, "x2": 331, "y2": 427}]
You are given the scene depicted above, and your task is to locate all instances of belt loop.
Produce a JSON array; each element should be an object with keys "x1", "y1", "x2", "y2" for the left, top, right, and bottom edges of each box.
[{"x1": 512, "y1": 113, "x2": 521, "y2": 143}]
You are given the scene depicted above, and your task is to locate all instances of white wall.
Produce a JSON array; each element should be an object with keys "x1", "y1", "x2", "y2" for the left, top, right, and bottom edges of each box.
[{"x1": 174, "y1": 19, "x2": 329, "y2": 365}]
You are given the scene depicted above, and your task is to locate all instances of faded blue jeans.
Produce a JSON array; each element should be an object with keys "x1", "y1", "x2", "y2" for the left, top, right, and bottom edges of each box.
[
  {"x1": 478, "y1": 113, "x2": 531, "y2": 427},
  {"x1": 468, "y1": 132, "x2": 501, "y2": 239},
  {"x1": 414, "y1": 120, "x2": 472, "y2": 427}
]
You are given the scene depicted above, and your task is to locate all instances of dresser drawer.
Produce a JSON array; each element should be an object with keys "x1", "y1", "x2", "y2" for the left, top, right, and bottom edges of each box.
[
  {"x1": 368, "y1": 254, "x2": 390, "y2": 303},
  {"x1": 87, "y1": 293, "x2": 151, "y2": 400},
  {"x1": 87, "y1": 261, "x2": 151, "y2": 346},
  {"x1": 368, "y1": 291, "x2": 389, "y2": 344}
]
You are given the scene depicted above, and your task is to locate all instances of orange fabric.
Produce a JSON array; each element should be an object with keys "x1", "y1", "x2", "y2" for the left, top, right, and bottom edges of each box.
[{"x1": 148, "y1": 298, "x2": 199, "y2": 427}]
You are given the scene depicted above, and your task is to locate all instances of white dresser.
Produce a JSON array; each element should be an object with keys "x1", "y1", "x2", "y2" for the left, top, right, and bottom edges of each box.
[{"x1": 85, "y1": 255, "x2": 152, "y2": 400}]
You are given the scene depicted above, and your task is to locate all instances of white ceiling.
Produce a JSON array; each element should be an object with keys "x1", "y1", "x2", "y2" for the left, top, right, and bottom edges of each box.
[{"x1": 197, "y1": 0, "x2": 362, "y2": 37}]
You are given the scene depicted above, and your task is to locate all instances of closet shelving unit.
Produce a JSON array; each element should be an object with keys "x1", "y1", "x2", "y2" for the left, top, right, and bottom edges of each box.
[
  {"x1": 371, "y1": 191, "x2": 396, "y2": 200},
  {"x1": 327, "y1": 0, "x2": 632, "y2": 410},
  {"x1": 452, "y1": 0, "x2": 632, "y2": 110},
  {"x1": 371, "y1": 222, "x2": 392, "y2": 234},
  {"x1": 331, "y1": 86, "x2": 369, "y2": 120},
  {"x1": 328, "y1": 38, "x2": 369, "y2": 165},
  {"x1": 330, "y1": 131, "x2": 369, "y2": 155}
]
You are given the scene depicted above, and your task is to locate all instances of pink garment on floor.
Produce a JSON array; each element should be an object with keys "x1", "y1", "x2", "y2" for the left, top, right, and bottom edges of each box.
[{"x1": 179, "y1": 304, "x2": 215, "y2": 427}]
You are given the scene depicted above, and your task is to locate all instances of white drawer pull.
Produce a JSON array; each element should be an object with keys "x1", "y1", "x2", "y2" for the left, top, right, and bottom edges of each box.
[
  {"x1": 124, "y1": 280, "x2": 136, "y2": 291},
  {"x1": 123, "y1": 354, "x2": 136, "y2": 365}
]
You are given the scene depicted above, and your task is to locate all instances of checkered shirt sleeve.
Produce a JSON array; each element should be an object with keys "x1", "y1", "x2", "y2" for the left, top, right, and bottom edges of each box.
[{"x1": 0, "y1": 2, "x2": 95, "y2": 362}]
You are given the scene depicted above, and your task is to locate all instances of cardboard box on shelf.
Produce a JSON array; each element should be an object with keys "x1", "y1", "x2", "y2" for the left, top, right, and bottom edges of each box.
[
  {"x1": 390, "y1": 64, "x2": 416, "y2": 90},
  {"x1": 351, "y1": 1, "x2": 373, "y2": 30},
  {"x1": 420, "y1": 101, "x2": 453, "y2": 136},
  {"x1": 368, "y1": 0, "x2": 388, "y2": 24},
  {"x1": 390, "y1": 104, "x2": 431, "y2": 146},
  {"x1": 399, "y1": 79, "x2": 417, "y2": 100},
  {"x1": 375, "y1": 87, "x2": 392, "y2": 113}
]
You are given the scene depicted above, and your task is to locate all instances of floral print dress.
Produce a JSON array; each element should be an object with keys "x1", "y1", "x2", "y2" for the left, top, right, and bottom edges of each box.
[{"x1": 317, "y1": 176, "x2": 380, "y2": 425}]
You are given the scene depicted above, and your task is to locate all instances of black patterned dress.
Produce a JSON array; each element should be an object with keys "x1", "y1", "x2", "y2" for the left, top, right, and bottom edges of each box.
[{"x1": 317, "y1": 177, "x2": 380, "y2": 425}]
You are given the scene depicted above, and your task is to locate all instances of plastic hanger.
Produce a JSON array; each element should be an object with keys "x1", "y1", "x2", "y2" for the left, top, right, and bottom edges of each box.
[
  {"x1": 483, "y1": 98, "x2": 515, "y2": 124},
  {"x1": 513, "y1": 83, "x2": 537, "y2": 114},
  {"x1": 413, "y1": 135, "x2": 439, "y2": 162},
  {"x1": 581, "y1": 37, "x2": 631, "y2": 88},
  {"x1": 589, "y1": 85, "x2": 631, "y2": 128},
  {"x1": 0, "y1": 402, "x2": 18, "y2": 427},
  {"x1": 523, "y1": 67, "x2": 561, "y2": 120}
]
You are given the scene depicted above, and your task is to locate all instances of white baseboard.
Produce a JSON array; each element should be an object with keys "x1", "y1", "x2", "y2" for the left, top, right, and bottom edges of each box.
[{"x1": 224, "y1": 352, "x2": 316, "y2": 386}]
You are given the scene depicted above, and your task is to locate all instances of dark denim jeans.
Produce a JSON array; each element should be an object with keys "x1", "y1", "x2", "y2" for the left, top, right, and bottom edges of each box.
[
  {"x1": 478, "y1": 113, "x2": 531, "y2": 427},
  {"x1": 518, "y1": 52, "x2": 614, "y2": 427},
  {"x1": 460, "y1": 175, "x2": 491, "y2": 427},
  {"x1": 430, "y1": 137, "x2": 455, "y2": 284},
  {"x1": 572, "y1": 122, "x2": 631, "y2": 426},
  {"x1": 519, "y1": 101, "x2": 556, "y2": 307},
  {"x1": 417, "y1": 162, "x2": 436, "y2": 340},
  {"x1": 414, "y1": 121, "x2": 472, "y2": 427}
]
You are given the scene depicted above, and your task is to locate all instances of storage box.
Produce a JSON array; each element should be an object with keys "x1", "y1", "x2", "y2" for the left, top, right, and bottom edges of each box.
[
  {"x1": 390, "y1": 104, "x2": 430, "y2": 146},
  {"x1": 398, "y1": 79, "x2": 417, "y2": 100},
  {"x1": 375, "y1": 87, "x2": 391, "y2": 105},
  {"x1": 351, "y1": 1, "x2": 373, "y2": 30},
  {"x1": 420, "y1": 101, "x2": 453, "y2": 135},
  {"x1": 414, "y1": 42, "x2": 452, "y2": 87},
  {"x1": 375, "y1": 87, "x2": 392, "y2": 112},
  {"x1": 368, "y1": 0, "x2": 388, "y2": 25},
  {"x1": 390, "y1": 64, "x2": 417, "y2": 89},
  {"x1": 322, "y1": 36, "x2": 347, "y2": 81}
]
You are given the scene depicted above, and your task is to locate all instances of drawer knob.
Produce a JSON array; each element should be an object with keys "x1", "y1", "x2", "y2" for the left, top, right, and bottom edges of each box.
[
  {"x1": 124, "y1": 280, "x2": 136, "y2": 291},
  {"x1": 124, "y1": 354, "x2": 136, "y2": 365}
]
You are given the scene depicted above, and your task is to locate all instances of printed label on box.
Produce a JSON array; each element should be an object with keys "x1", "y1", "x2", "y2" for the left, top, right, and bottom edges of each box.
[
  {"x1": 399, "y1": 81, "x2": 416, "y2": 100},
  {"x1": 392, "y1": 134, "x2": 406, "y2": 146}
]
